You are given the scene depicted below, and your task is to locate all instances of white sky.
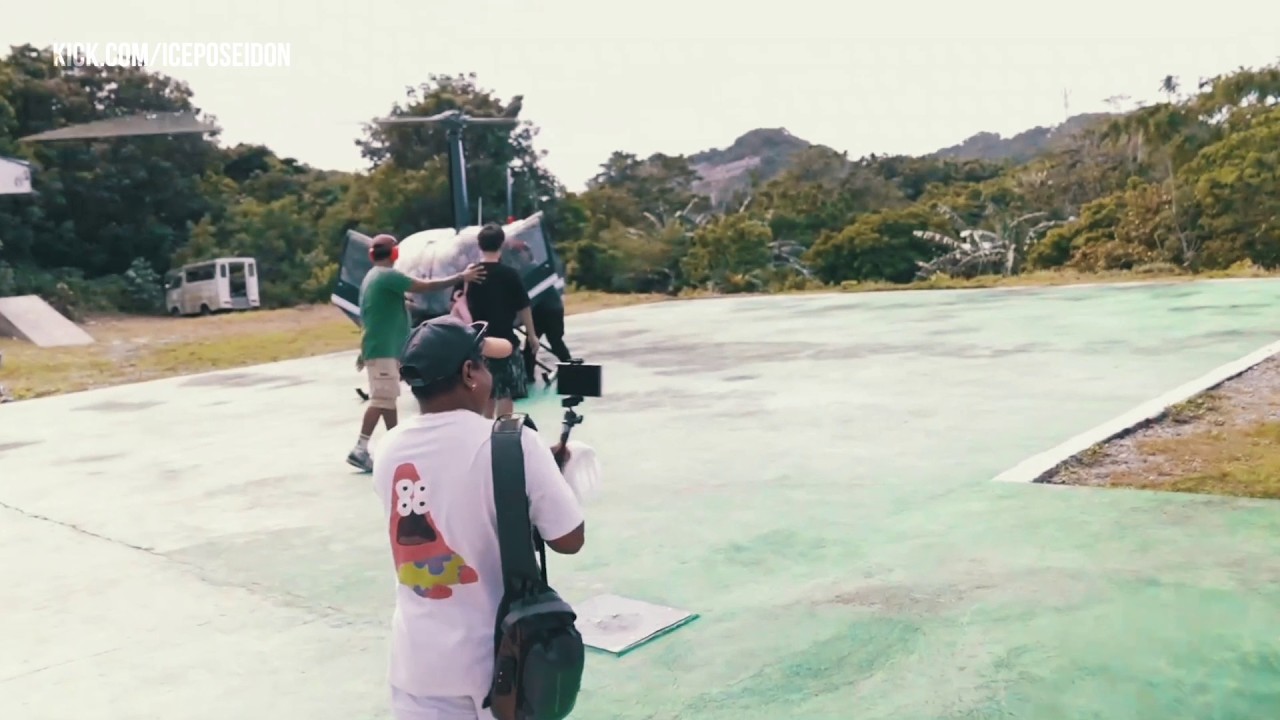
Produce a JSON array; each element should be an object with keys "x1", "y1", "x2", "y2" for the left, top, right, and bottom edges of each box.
[{"x1": 5, "y1": 0, "x2": 1278, "y2": 190}]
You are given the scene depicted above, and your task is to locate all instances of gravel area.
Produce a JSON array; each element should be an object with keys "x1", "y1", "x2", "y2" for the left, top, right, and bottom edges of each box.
[{"x1": 1040, "y1": 354, "x2": 1280, "y2": 488}]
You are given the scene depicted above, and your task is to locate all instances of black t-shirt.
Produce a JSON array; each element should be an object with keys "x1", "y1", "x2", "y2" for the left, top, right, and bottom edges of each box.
[{"x1": 465, "y1": 262, "x2": 530, "y2": 345}]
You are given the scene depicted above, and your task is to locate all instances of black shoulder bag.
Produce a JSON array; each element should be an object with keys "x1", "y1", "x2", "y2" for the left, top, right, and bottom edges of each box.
[{"x1": 483, "y1": 413, "x2": 584, "y2": 720}]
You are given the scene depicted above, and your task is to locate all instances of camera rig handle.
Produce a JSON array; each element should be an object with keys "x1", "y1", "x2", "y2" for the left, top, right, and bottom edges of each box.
[
  {"x1": 555, "y1": 359, "x2": 589, "y2": 464},
  {"x1": 560, "y1": 395, "x2": 583, "y2": 449}
]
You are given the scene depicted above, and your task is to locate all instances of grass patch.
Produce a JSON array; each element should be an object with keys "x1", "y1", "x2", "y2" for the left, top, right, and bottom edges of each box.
[
  {"x1": 1163, "y1": 393, "x2": 1222, "y2": 425},
  {"x1": 1075, "y1": 443, "x2": 1108, "y2": 467},
  {"x1": 1113, "y1": 421, "x2": 1280, "y2": 499},
  {"x1": 0, "y1": 292, "x2": 668, "y2": 401},
  {"x1": 0, "y1": 306, "x2": 360, "y2": 400},
  {"x1": 564, "y1": 291, "x2": 669, "y2": 314},
  {"x1": 838, "y1": 264, "x2": 1279, "y2": 294},
  {"x1": 1045, "y1": 354, "x2": 1280, "y2": 499}
]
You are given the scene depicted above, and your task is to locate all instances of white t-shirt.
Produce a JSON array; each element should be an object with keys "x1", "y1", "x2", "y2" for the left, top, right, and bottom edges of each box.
[{"x1": 371, "y1": 409, "x2": 585, "y2": 698}]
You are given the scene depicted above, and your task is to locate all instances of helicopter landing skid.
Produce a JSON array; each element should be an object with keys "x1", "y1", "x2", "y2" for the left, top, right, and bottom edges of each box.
[{"x1": 515, "y1": 328, "x2": 559, "y2": 388}]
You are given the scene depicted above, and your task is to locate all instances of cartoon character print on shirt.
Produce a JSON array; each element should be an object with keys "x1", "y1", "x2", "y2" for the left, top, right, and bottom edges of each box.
[{"x1": 390, "y1": 463, "x2": 479, "y2": 599}]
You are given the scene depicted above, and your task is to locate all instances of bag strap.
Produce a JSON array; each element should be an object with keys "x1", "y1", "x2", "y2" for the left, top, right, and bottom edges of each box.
[{"x1": 491, "y1": 413, "x2": 548, "y2": 593}]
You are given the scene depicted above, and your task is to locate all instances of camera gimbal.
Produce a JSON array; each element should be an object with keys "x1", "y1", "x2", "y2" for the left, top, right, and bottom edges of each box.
[{"x1": 559, "y1": 359, "x2": 587, "y2": 448}]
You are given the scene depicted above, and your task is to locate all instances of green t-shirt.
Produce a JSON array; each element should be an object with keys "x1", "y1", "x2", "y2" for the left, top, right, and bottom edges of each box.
[{"x1": 359, "y1": 266, "x2": 414, "y2": 360}]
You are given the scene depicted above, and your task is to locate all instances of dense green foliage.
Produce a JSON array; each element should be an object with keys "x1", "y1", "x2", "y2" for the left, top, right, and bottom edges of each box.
[{"x1": 2, "y1": 41, "x2": 1279, "y2": 316}]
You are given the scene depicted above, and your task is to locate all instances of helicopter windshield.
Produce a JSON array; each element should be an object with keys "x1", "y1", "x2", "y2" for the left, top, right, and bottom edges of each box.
[
  {"x1": 330, "y1": 213, "x2": 563, "y2": 326},
  {"x1": 393, "y1": 213, "x2": 557, "y2": 319}
]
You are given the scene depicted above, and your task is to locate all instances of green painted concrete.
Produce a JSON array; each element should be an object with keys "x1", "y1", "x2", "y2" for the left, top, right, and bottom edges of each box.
[{"x1": 3, "y1": 279, "x2": 1280, "y2": 719}]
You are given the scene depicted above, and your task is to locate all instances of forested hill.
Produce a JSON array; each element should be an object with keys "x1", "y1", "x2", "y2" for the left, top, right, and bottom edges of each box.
[
  {"x1": 929, "y1": 112, "x2": 1115, "y2": 163},
  {"x1": 685, "y1": 114, "x2": 1113, "y2": 201},
  {"x1": 3, "y1": 41, "x2": 1279, "y2": 315},
  {"x1": 688, "y1": 128, "x2": 816, "y2": 202}
]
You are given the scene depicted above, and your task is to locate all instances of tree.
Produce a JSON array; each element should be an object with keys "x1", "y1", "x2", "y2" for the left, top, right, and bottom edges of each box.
[
  {"x1": 587, "y1": 151, "x2": 702, "y2": 219},
  {"x1": 804, "y1": 206, "x2": 948, "y2": 284},
  {"x1": 0, "y1": 44, "x2": 221, "y2": 276},
  {"x1": 356, "y1": 73, "x2": 559, "y2": 229},
  {"x1": 753, "y1": 147, "x2": 908, "y2": 248},
  {"x1": 1027, "y1": 179, "x2": 1177, "y2": 271},
  {"x1": 913, "y1": 205, "x2": 1065, "y2": 278},
  {"x1": 680, "y1": 214, "x2": 774, "y2": 292},
  {"x1": 861, "y1": 154, "x2": 1005, "y2": 202},
  {"x1": 1178, "y1": 105, "x2": 1280, "y2": 268}
]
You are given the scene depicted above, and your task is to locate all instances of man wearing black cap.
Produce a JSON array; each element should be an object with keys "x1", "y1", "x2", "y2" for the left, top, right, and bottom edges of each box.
[{"x1": 372, "y1": 316, "x2": 585, "y2": 720}]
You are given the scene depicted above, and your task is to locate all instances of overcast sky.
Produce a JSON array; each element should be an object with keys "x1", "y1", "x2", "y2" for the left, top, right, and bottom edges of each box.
[{"x1": 5, "y1": 0, "x2": 1278, "y2": 190}]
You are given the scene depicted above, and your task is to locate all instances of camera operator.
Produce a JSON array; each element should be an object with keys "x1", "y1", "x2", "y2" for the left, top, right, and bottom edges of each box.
[{"x1": 372, "y1": 316, "x2": 585, "y2": 720}]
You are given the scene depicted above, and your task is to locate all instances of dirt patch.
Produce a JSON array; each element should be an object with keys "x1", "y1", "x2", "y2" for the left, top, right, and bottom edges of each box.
[
  {"x1": 0, "y1": 305, "x2": 359, "y2": 401},
  {"x1": 1041, "y1": 354, "x2": 1280, "y2": 499}
]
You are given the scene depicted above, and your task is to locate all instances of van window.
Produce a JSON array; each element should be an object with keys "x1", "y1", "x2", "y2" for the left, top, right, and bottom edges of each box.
[
  {"x1": 184, "y1": 264, "x2": 216, "y2": 283},
  {"x1": 247, "y1": 263, "x2": 256, "y2": 277},
  {"x1": 220, "y1": 264, "x2": 227, "y2": 278}
]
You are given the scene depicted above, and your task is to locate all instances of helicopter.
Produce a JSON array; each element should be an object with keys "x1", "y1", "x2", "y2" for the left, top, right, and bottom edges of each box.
[
  {"x1": 329, "y1": 108, "x2": 568, "y2": 382},
  {"x1": 19, "y1": 108, "x2": 567, "y2": 376}
]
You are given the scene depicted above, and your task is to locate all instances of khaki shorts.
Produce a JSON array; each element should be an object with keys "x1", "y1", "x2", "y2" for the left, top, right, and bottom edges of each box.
[{"x1": 365, "y1": 357, "x2": 401, "y2": 409}]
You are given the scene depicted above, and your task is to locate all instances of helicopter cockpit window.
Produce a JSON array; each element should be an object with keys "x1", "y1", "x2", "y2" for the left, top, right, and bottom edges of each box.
[{"x1": 503, "y1": 222, "x2": 549, "y2": 273}]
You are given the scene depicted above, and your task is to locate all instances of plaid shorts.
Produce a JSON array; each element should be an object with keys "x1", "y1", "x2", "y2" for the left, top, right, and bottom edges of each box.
[{"x1": 486, "y1": 352, "x2": 528, "y2": 400}]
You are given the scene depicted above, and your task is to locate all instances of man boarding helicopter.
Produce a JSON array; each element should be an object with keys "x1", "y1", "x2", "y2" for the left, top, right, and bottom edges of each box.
[
  {"x1": 347, "y1": 233, "x2": 486, "y2": 472},
  {"x1": 331, "y1": 109, "x2": 571, "y2": 396}
]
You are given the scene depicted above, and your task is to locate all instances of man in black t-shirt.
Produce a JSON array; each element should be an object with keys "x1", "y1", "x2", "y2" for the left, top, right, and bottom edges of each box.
[{"x1": 465, "y1": 223, "x2": 537, "y2": 418}]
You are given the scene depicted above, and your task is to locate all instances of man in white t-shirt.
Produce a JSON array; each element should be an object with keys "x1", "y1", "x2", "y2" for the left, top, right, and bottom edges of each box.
[{"x1": 372, "y1": 316, "x2": 586, "y2": 720}]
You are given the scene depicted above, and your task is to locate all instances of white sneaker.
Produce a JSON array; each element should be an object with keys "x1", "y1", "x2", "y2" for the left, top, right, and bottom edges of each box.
[{"x1": 346, "y1": 447, "x2": 373, "y2": 473}]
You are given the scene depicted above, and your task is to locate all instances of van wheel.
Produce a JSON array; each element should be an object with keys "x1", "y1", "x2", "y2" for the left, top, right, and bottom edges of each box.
[
  {"x1": 169, "y1": 307, "x2": 180, "y2": 317},
  {"x1": 199, "y1": 304, "x2": 211, "y2": 316}
]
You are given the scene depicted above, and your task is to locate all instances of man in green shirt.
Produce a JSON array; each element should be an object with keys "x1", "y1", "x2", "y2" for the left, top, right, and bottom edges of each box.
[{"x1": 348, "y1": 234, "x2": 485, "y2": 472}]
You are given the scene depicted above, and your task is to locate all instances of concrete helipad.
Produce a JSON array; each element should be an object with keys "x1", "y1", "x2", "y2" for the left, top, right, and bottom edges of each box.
[{"x1": 4, "y1": 279, "x2": 1280, "y2": 719}]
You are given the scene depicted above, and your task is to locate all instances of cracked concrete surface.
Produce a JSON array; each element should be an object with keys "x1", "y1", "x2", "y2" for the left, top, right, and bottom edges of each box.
[{"x1": 5, "y1": 281, "x2": 1280, "y2": 720}]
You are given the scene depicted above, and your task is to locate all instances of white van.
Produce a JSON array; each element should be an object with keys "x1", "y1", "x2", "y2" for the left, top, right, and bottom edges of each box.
[{"x1": 165, "y1": 257, "x2": 261, "y2": 316}]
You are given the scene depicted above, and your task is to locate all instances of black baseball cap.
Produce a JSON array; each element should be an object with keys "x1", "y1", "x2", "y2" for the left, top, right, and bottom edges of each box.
[{"x1": 400, "y1": 317, "x2": 489, "y2": 388}]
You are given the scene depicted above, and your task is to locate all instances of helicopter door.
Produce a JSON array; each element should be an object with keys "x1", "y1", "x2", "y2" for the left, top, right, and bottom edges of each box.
[
  {"x1": 332, "y1": 229, "x2": 374, "y2": 326},
  {"x1": 504, "y1": 213, "x2": 566, "y2": 310}
]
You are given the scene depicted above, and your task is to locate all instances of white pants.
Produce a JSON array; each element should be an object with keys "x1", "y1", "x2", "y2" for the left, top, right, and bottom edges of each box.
[{"x1": 391, "y1": 686, "x2": 495, "y2": 720}]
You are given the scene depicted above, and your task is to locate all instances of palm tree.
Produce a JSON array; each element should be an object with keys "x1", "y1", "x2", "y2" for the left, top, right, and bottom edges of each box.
[
  {"x1": 768, "y1": 239, "x2": 812, "y2": 277},
  {"x1": 913, "y1": 204, "x2": 1068, "y2": 279}
]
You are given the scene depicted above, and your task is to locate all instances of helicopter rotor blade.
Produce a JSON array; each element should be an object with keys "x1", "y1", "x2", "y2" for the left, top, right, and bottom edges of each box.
[
  {"x1": 372, "y1": 117, "x2": 446, "y2": 126},
  {"x1": 371, "y1": 110, "x2": 457, "y2": 126},
  {"x1": 465, "y1": 117, "x2": 520, "y2": 125}
]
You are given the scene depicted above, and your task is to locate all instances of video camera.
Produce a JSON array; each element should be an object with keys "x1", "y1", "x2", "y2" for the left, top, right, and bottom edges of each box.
[{"x1": 554, "y1": 359, "x2": 602, "y2": 448}]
